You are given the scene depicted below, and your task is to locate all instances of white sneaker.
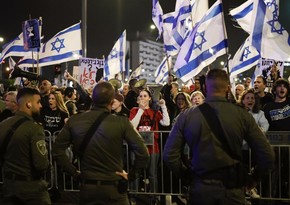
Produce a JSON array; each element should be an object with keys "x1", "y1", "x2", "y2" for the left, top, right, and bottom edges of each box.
[{"x1": 250, "y1": 188, "x2": 260, "y2": 199}]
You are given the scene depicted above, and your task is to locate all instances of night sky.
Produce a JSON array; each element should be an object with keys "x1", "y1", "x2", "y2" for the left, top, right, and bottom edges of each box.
[{"x1": 0, "y1": 0, "x2": 289, "y2": 60}]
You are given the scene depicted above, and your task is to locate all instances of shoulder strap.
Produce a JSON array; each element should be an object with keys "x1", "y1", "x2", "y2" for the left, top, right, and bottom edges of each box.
[
  {"x1": 198, "y1": 103, "x2": 241, "y2": 161},
  {"x1": 78, "y1": 112, "x2": 109, "y2": 159},
  {"x1": 0, "y1": 117, "x2": 30, "y2": 160}
]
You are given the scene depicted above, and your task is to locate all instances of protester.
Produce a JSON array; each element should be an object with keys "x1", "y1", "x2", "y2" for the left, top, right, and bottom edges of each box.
[
  {"x1": 253, "y1": 75, "x2": 274, "y2": 109},
  {"x1": 111, "y1": 92, "x2": 130, "y2": 117},
  {"x1": 39, "y1": 79, "x2": 52, "y2": 109},
  {"x1": 0, "y1": 91, "x2": 18, "y2": 122},
  {"x1": 190, "y1": 90, "x2": 205, "y2": 108},
  {"x1": 0, "y1": 87, "x2": 50, "y2": 205},
  {"x1": 63, "y1": 87, "x2": 78, "y2": 116},
  {"x1": 240, "y1": 88, "x2": 269, "y2": 200},
  {"x1": 164, "y1": 69, "x2": 275, "y2": 205},
  {"x1": 263, "y1": 78, "x2": 290, "y2": 198},
  {"x1": 124, "y1": 78, "x2": 139, "y2": 110},
  {"x1": 129, "y1": 89, "x2": 170, "y2": 196},
  {"x1": 52, "y1": 81, "x2": 149, "y2": 205},
  {"x1": 40, "y1": 91, "x2": 69, "y2": 138},
  {"x1": 235, "y1": 84, "x2": 245, "y2": 102}
]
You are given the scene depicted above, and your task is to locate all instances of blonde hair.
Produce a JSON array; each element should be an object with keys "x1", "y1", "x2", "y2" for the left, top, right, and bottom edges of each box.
[
  {"x1": 50, "y1": 91, "x2": 69, "y2": 116},
  {"x1": 190, "y1": 91, "x2": 205, "y2": 101}
]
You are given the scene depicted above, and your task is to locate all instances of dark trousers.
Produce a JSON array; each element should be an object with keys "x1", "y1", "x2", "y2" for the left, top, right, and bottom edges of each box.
[
  {"x1": 1, "y1": 179, "x2": 51, "y2": 205},
  {"x1": 188, "y1": 179, "x2": 245, "y2": 205},
  {"x1": 80, "y1": 183, "x2": 129, "y2": 205}
]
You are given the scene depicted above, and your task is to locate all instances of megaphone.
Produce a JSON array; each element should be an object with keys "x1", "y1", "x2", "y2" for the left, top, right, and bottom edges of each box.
[
  {"x1": 108, "y1": 78, "x2": 122, "y2": 91},
  {"x1": 147, "y1": 84, "x2": 163, "y2": 110},
  {"x1": 134, "y1": 78, "x2": 147, "y2": 89},
  {"x1": 9, "y1": 66, "x2": 39, "y2": 81}
]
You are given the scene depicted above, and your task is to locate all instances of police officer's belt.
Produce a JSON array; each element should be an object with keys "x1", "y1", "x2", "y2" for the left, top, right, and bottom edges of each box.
[
  {"x1": 194, "y1": 163, "x2": 248, "y2": 188},
  {"x1": 82, "y1": 179, "x2": 119, "y2": 186},
  {"x1": 4, "y1": 172, "x2": 42, "y2": 181}
]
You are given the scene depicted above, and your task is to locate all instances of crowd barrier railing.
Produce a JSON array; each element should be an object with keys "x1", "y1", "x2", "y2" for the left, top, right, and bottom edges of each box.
[{"x1": 1, "y1": 131, "x2": 290, "y2": 204}]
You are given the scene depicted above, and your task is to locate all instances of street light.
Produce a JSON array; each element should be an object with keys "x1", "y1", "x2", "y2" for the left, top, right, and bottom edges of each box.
[{"x1": 0, "y1": 37, "x2": 4, "y2": 42}]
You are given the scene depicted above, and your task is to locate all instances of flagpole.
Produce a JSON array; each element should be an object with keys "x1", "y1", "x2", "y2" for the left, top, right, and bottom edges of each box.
[
  {"x1": 82, "y1": 0, "x2": 87, "y2": 57},
  {"x1": 220, "y1": 0, "x2": 230, "y2": 74}
]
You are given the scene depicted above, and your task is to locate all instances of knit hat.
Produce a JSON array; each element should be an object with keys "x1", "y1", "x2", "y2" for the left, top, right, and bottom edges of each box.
[{"x1": 114, "y1": 92, "x2": 124, "y2": 102}]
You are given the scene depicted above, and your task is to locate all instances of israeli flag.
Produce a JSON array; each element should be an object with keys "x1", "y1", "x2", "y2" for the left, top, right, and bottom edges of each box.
[
  {"x1": 229, "y1": 37, "x2": 260, "y2": 77},
  {"x1": 230, "y1": 0, "x2": 253, "y2": 34},
  {"x1": 230, "y1": 0, "x2": 279, "y2": 34},
  {"x1": 174, "y1": 0, "x2": 228, "y2": 82},
  {"x1": 0, "y1": 33, "x2": 33, "y2": 63},
  {"x1": 162, "y1": 0, "x2": 208, "y2": 56},
  {"x1": 152, "y1": 0, "x2": 163, "y2": 38},
  {"x1": 155, "y1": 56, "x2": 171, "y2": 84},
  {"x1": 250, "y1": 0, "x2": 290, "y2": 61},
  {"x1": 18, "y1": 22, "x2": 82, "y2": 67},
  {"x1": 163, "y1": 12, "x2": 180, "y2": 56},
  {"x1": 104, "y1": 30, "x2": 126, "y2": 79}
]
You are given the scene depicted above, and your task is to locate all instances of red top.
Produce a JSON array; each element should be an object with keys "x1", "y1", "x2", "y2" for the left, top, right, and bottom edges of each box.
[{"x1": 129, "y1": 107, "x2": 162, "y2": 154}]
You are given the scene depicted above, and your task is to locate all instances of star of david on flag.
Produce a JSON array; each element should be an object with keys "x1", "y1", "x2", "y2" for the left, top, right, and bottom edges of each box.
[
  {"x1": 51, "y1": 37, "x2": 65, "y2": 53},
  {"x1": 230, "y1": 0, "x2": 280, "y2": 34},
  {"x1": 229, "y1": 37, "x2": 260, "y2": 77},
  {"x1": 250, "y1": 0, "x2": 290, "y2": 61},
  {"x1": 18, "y1": 22, "x2": 82, "y2": 67},
  {"x1": 104, "y1": 30, "x2": 126, "y2": 79},
  {"x1": 174, "y1": 0, "x2": 228, "y2": 82}
]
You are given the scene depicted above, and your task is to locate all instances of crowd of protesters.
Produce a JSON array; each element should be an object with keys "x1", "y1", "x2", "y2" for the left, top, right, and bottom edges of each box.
[{"x1": 0, "y1": 62, "x2": 288, "y2": 204}]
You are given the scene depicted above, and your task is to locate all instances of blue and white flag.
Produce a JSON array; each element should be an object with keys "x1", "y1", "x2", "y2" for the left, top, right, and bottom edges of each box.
[
  {"x1": 163, "y1": 12, "x2": 180, "y2": 56},
  {"x1": 250, "y1": 0, "x2": 290, "y2": 61},
  {"x1": 128, "y1": 62, "x2": 143, "y2": 81},
  {"x1": 104, "y1": 30, "x2": 126, "y2": 79},
  {"x1": 152, "y1": 0, "x2": 163, "y2": 38},
  {"x1": 174, "y1": 0, "x2": 228, "y2": 82},
  {"x1": 18, "y1": 22, "x2": 82, "y2": 67},
  {"x1": 162, "y1": 0, "x2": 192, "y2": 56},
  {"x1": 22, "y1": 19, "x2": 41, "y2": 50},
  {"x1": 230, "y1": 0, "x2": 279, "y2": 34},
  {"x1": 155, "y1": 55, "x2": 171, "y2": 84},
  {"x1": 230, "y1": 0, "x2": 253, "y2": 34},
  {"x1": 229, "y1": 37, "x2": 260, "y2": 77},
  {"x1": 0, "y1": 33, "x2": 33, "y2": 63}
]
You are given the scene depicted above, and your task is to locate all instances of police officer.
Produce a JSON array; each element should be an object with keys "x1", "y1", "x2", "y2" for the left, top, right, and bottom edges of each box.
[
  {"x1": 52, "y1": 81, "x2": 149, "y2": 205},
  {"x1": 0, "y1": 87, "x2": 50, "y2": 205},
  {"x1": 163, "y1": 69, "x2": 275, "y2": 205}
]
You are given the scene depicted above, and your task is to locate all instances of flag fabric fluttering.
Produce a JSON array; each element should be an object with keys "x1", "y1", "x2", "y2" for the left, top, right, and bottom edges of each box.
[
  {"x1": 152, "y1": 0, "x2": 164, "y2": 38},
  {"x1": 18, "y1": 22, "x2": 82, "y2": 67},
  {"x1": 229, "y1": 36, "x2": 260, "y2": 77},
  {"x1": 229, "y1": 0, "x2": 253, "y2": 34},
  {"x1": 250, "y1": 0, "x2": 290, "y2": 61},
  {"x1": 174, "y1": 0, "x2": 228, "y2": 82},
  {"x1": 0, "y1": 33, "x2": 33, "y2": 63},
  {"x1": 155, "y1": 55, "x2": 172, "y2": 84},
  {"x1": 128, "y1": 62, "x2": 143, "y2": 81},
  {"x1": 8, "y1": 57, "x2": 20, "y2": 85},
  {"x1": 162, "y1": 0, "x2": 192, "y2": 56},
  {"x1": 104, "y1": 30, "x2": 126, "y2": 79},
  {"x1": 230, "y1": 0, "x2": 280, "y2": 34}
]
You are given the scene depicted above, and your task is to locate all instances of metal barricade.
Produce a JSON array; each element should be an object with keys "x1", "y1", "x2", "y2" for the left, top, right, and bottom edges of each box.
[{"x1": 1, "y1": 131, "x2": 290, "y2": 204}]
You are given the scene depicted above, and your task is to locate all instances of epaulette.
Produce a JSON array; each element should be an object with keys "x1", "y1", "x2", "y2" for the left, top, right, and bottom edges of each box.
[{"x1": 34, "y1": 121, "x2": 43, "y2": 126}]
